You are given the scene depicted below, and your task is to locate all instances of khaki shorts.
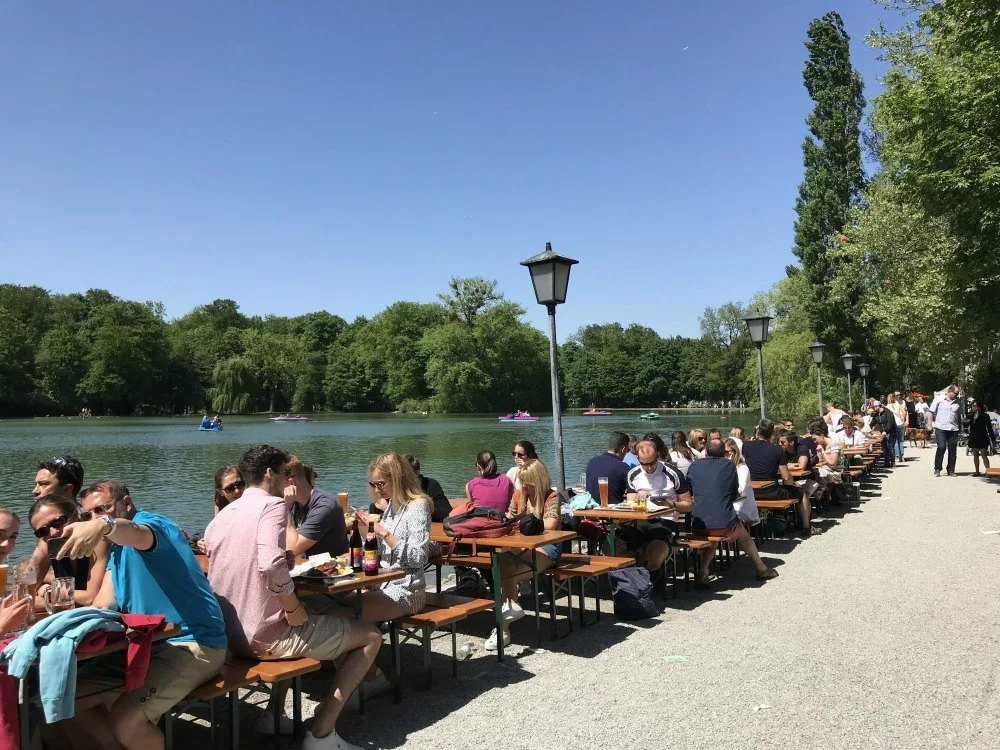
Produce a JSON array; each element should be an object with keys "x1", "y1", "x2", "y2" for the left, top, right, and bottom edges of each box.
[
  {"x1": 253, "y1": 613, "x2": 350, "y2": 662},
  {"x1": 78, "y1": 640, "x2": 225, "y2": 723}
]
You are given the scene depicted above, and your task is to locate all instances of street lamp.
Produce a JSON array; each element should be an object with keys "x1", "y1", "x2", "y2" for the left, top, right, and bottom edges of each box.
[
  {"x1": 858, "y1": 362, "x2": 870, "y2": 404},
  {"x1": 743, "y1": 313, "x2": 772, "y2": 420},
  {"x1": 841, "y1": 353, "x2": 856, "y2": 412},
  {"x1": 521, "y1": 242, "x2": 578, "y2": 495},
  {"x1": 809, "y1": 341, "x2": 826, "y2": 418}
]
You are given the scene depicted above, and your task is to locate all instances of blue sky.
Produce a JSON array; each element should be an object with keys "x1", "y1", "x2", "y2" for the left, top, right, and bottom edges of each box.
[{"x1": 0, "y1": 1, "x2": 903, "y2": 340}]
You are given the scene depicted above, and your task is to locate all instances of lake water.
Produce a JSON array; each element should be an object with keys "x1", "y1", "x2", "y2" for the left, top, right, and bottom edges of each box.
[{"x1": 0, "y1": 410, "x2": 750, "y2": 559}]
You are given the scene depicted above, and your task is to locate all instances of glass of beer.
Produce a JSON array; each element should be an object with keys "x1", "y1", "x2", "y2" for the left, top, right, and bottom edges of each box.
[
  {"x1": 338, "y1": 491, "x2": 349, "y2": 514},
  {"x1": 597, "y1": 477, "x2": 609, "y2": 507},
  {"x1": 43, "y1": 577, "x2": 75, "y2": 614},
  {"x1": 0, "y1": 565, "x2": 7, "y2": 594}
]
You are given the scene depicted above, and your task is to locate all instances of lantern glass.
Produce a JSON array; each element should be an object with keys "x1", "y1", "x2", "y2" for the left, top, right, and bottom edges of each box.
[
  {"x1": 742, "y1": 314, "x2": 771, "y2": 345},
  {"x1": 521, "y1": 243, "x2": 578, "y2": 306},
  {"x1": 841, "y1": 353, "x2": 855, "y2": 372},
  {"x1": 858, "y1": 363, "x2": 870, "y2": 378},
  {"x1": 808, "y1": 341, "x2": 826, "y2": 365}
]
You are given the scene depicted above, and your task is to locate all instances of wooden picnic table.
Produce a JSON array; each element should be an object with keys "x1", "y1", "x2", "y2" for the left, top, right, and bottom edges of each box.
[
  {"x1": 294, "y1": 568, "x2": 405, "y2": 621},
  {"x1": 15, "y1": 620, "x2": 179, "y2": 750},
  {"x1": 571, "y1": 506, "x2": 675, "y2": 553},
  {"x1": 429, "y1": 523, "x2": 575, "y2": 660}
]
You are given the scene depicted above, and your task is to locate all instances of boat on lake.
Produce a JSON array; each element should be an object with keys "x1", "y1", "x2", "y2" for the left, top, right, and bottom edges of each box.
[
  {"x1": 197, "y1": 424, "x2": 223, "y2": 431},
  {"x1": 582, "y1": 409, "x2": 612, "y2": 416},
  {"x1": 270, "y1": 415, "x2": 308, "y2": 422},
  {"x1": 498, "y1": 411, "x2": 540, "y2": 423},
  {"x1": 638, "y1": 412, "x2": 661, "y2": 420}
]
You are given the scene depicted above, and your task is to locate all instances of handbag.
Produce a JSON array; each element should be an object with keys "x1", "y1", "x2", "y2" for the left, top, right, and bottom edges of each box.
[{"x1": 517, "y1": 514, "x2": 544, "y2": 536}]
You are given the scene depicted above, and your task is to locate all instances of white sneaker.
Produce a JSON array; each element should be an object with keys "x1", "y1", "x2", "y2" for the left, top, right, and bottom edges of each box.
[
  {"x1": 483, "y1": 628, "x2": 510, "y2": 651},
  {"x1": 301, "y1": 731, "x2": 364, "y2": 750},
  {"x1": 501, "y1": 601, "x2": 525, "y2": 623},
  {"x1": 347, "y1": 668, "x2": 392, "y2": 708},
  {"x1": 254, "y1": 713, "x2": 293, "y2": 735}
]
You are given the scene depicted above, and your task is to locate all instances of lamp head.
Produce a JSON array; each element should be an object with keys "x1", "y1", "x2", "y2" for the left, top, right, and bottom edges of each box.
[
  {"x1": 808, "y1": 340, "x2": 825, "y2": 365},
  {"x1": 521, "y1": 243, "x2": 578, "y2": 307},
  {"x1": 742, "y1": 313, "x2": 772, "y2": 345}
]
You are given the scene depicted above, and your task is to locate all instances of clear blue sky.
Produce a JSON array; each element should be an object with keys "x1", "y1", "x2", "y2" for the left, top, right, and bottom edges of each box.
[{"x1": 0, "y1": 1, "x2": 902, "y2": 340}]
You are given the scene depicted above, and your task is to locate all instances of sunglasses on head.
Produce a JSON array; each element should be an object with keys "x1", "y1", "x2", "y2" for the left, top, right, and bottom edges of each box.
[
  {"x1": 222, "y1": 480, "x2": 245, "y2": 494},
  {"x1": 34, "y1": 514, "x2": 71, "y2": 539}
]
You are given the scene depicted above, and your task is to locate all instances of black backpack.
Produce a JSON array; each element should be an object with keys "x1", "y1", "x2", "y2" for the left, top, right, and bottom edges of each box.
[{"x1": 608, "y1": 567, "x2": 661, "y2": 620}]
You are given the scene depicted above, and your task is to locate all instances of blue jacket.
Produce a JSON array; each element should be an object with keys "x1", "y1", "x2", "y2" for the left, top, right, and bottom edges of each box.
[{"x1": 1, "y1": 607, "x2": 125, "y2": 722}]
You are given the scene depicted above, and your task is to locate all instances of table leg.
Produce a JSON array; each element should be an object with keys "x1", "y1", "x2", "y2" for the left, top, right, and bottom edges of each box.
[
  {"x1": 491, "y1": 552, "x2": 504, "y2": 662},
  {"x1": 292, "y1": 676, "x2": 303, "y2": 740},
  {"x1": 608, "y1": 520, "x2": 617, "y2": 555}
]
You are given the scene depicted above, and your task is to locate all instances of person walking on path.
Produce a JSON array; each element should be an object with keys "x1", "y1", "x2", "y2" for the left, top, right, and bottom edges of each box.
[
  {"x1": 888, "y1": 392, "x2": 909, "y2": 462},
  {"x1": 928, "y1": 385, "x2": 964, "y2": 477},
  {"x1": 968, "y1": 400, "x2": 997, "y2": 477}
]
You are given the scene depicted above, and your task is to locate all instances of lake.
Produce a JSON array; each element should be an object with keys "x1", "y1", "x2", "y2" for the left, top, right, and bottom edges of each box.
[{"x1": 0, "y1": 410, "x2": 751, "y2": 559}]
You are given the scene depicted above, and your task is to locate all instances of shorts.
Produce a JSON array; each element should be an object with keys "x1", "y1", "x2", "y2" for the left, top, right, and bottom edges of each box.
[
  {"x1": 754, "y1": 483, "x2": 802, "y2": 500},
  {"x1": 538, "y1": 543, "x2": 561, "y2": 561},
  {"x1": 252, "y1": 613, "x2": 350, "y2": 662},
  {"x1": 77, "y1": 640, "x2": 225, "y2": 723},
  {"x1": 690, "y1": 519, "x2": 741, "y2": 542},
  {"x1": 794, "y1": 478, "x2": 819, "y2": 497},
  {"x1": 618, "y1": 519, "x2": 678, "y2": 550}
]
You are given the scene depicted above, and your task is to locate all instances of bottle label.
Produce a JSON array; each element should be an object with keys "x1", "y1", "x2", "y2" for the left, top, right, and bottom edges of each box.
[
  {"x1": 351, "y1": 547, "x2": 363, "y2": 569},
  {"x1": 363, "y1": 548, "x2": 378, "y2": 573}
]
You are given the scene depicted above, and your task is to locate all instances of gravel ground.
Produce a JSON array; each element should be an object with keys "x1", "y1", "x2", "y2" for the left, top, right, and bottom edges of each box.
[{"x1": 171, "y1": 446, "x2": 1000, "y2": 749}]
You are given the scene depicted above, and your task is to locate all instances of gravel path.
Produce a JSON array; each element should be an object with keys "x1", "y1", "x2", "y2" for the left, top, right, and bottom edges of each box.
[{"x1": 173, "y1": 446, "x2": 1000, "y2": 749}]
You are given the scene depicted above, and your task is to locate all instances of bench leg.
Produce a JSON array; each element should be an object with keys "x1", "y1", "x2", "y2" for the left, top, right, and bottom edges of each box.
[
  {"x1": 435, "y1": 563, "x2": 442, "y2": 594},
  {"x1": 163, "y1": 711, "x2": 173, "y2": 750},
  {"x1": 228, "y1": 690, "x2": 240, "y2": 750},
  {"x1": 272, "y1": 682, "x2": 283, "y2": 750},
  {"x1": 293, "y1": 676, "x2": 303, "y2": 741},
  {"x1": 548, "y1": 576, "x2": 558, "y2": 641},
  {"x1": 491, "y1": 552, "x2": 504, "y2": 662},
  {"x1": 451, "y1": 623, "x2": 458, "y2": 678},
  {"x1": 532, "y1": 559, "x2": 542, "y2": 648},
  {"x1": 389, "y1": 621, "x2": 402, "y2": 704}
]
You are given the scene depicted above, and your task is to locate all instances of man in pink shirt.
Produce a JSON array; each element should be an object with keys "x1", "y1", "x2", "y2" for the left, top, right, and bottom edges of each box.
[{"x1": 205, "y1": 445, "x2": 381, "y2": 750}]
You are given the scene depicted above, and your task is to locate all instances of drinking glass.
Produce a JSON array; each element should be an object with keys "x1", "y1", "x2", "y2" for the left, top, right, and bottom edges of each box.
[
  {"x1": 43, "y1": 577, "x2": 75, "y2": 614},
  {"x1": 597, "y1": 477, "x2": 609, "y2": 507}
]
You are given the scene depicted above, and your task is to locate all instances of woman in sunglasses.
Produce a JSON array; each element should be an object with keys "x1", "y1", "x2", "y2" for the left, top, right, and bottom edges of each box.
[
  {"x1": 505, "y1": 440, "x2": 539, "y2": 490},
  {"x1": 213, "y1": 465, "x2": 246, "y2": 514},
  {"x1": 27, "y1": 495, "x2": 108, "y2": 606}
]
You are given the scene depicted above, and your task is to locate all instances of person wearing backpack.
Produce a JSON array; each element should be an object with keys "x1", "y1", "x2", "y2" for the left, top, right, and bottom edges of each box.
[
  {"x1": 485, "y1": 458, "x2": 560, "y2": 652},
  {"x1": 466, "y1": 450, "x2": 514, "y2": 513}
]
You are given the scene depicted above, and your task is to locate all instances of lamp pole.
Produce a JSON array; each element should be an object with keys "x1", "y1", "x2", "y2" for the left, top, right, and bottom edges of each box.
[
  {"x1": 521, "y1": 243, "x2": 578, "y2": 496},
  {"x1": 858, "y1": 363, "x2": 870, "y2": 405},
  {"x1": 743, "y1": 313, "x2": 772, "y2": 420},
  {"x1": 809, "y1": 341, "x2": 826, "y2": 419},
  {"x1": 841, "y1": 353, "x2": 856, "y2": 412}
]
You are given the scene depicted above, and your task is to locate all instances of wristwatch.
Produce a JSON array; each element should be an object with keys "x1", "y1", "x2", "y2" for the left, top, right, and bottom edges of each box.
[{"x1": 100, "y1": 515, "x2": 117, "y2": 537}]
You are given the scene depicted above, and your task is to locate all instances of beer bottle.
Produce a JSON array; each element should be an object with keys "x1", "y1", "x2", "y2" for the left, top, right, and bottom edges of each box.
[
  {"x1": 349, "y1": 518, "x2": 363, "y2": 573},
  {"x1": 363, "y1": 520, "x2": 379, "y2": 576}
]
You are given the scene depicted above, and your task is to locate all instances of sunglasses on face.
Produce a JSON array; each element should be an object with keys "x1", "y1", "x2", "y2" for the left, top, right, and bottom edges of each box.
[
  {"x1": 222, "y1": 480, "x2": 245, "y2": 494},
  {"x1": 89, "y1": 500, "x2": 116, "y2": 516},
  {"x1": 368, "y1": 480, "x2": 387, "y2": 490},
  {"x1": 512, "y1": 451, "x2": 527, "y2": 458},
  {"x1": 34, "y1": 514, "x2": 71, "y2": 539}
]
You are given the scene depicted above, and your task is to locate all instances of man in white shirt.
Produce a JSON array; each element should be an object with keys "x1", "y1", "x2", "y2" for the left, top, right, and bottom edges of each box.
[
  {"x1": 825, "y1": 403, "x2": 847, "y2": 428},
  {"x1": 887, "y1": 392, "x2": 909, "y2": 462},
  {"x1": 928, "y1": 385, "x2": 963, "y2": 477}
]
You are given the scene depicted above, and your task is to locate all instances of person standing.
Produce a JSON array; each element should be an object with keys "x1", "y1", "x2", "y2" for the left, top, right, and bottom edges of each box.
[
  {"x1": 928, "y1": 385, "x2": 964, "y2": 477},
  {"x1": 888, "y1": 392, "x2": 909, "y2": 463},
  {"x1": 871, "y1": 402, "x2": 897, "y2": 468},
  {"x1": 968, "y1": 400, "x2": 997, "y2": 477}
]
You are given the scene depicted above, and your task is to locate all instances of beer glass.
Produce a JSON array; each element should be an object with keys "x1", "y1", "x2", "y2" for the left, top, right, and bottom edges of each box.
[{"x1": 597, "y1": 477, "x2": 609, "y2": 507}]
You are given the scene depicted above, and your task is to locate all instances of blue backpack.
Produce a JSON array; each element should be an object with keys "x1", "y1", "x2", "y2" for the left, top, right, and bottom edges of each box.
[{"x1": 608, "y1": 567, "x2": 660, "y2": 620}]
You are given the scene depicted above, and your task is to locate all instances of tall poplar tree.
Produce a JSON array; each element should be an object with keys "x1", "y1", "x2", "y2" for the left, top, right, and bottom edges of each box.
[{"x1": 791, "y1": 11, "x2": 865, "y2": 350}]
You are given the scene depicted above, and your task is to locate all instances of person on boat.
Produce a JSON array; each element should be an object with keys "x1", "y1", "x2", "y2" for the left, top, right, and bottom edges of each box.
[
  {"x1": 211, "y1": 415, "x2": 222, "y2": 429},
  {"x1": 28, "y1": 494, "x2": 108, "y2": 607},
  {"x1": 201, "y1": 414, "x2": 213, "y2": 429}
]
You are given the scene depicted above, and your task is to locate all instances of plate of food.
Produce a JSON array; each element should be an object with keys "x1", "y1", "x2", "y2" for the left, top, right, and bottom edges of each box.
[{"x1": 293, "y1": 557, "x2": 355, "y2": 581}]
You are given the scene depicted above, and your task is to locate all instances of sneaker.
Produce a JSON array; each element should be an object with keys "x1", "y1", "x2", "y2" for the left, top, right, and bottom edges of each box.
[
  {"x1": 483, "y1": 628, "x2": 510, "y2": 651},
  {"x1": 254, "y1": 713, "x2": 293, "y2": 735},
  {"x1": 347, "y1": 668, "x2": 391, "y2": 708},
  {"x1": 756, "y1": 568, "x2": 779, "y2": 581},
  {"x1": 301, "y1": 731, "x2": 364, "y2": 750},
  {"x1": 934, "y1": 470, "x2": 941, "y2": 477},
  {"x1": 947, "y1": 472, "x2": 956, "y2": 477},
  {"x1": 501, "y1": 601, "x2": 524, "y2": 623}
]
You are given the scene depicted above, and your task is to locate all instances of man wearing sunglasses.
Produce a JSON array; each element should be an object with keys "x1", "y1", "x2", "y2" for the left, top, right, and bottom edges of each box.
[
  {"x1": 33, "y1": 455, "x2": 84, "y2": 500},
  {"x1": 58, "y1": 480, "x2": 227, "y2": 750}
]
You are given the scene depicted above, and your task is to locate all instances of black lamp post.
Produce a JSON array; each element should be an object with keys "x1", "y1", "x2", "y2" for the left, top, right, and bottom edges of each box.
[
  {"x1": 841, "y1": 353, "x2": 856, "y2": 412},
  {"x1": 743, "y1": 313, "x2": 772, "y2": 420},
  {"x1": 858, "y1": 362, "x2": 870, "y2": 404},
  {"x1": 809, "y1": 341, "x2": 826, "y2": 418},
  {"x1": 521, "y1": 242, "x2": 577, "y2": 495}
]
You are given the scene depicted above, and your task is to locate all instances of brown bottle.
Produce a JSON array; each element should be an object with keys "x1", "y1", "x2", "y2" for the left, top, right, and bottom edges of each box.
[
  {"x1": 363, "y1": 520, "x2": 379, "y2": 576},
  {"x1": 349, "y1": 518, "x2": 363, "y2": 573}
]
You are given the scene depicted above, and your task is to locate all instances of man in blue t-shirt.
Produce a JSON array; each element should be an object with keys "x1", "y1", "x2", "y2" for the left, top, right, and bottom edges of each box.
[
  {"x1": 58, "y1": 480, "x2": 227, "y2": 750},
  {"x1": 584, "y1": 431, "x2": 630, "y2": 504}
]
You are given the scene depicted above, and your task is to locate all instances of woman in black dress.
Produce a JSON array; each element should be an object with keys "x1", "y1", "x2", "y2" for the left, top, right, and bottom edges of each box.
[{"x1": 968, "y1": 399, "x2": 997, "y2": 476}]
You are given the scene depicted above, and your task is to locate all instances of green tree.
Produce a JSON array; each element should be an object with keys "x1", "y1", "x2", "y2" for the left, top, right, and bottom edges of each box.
[
  {"x1": 437, "y1": 277, "x2": 502, "y2": 326},
  {"x1": 0, "y1": 306, "x2": 35, "y2": 416},
  {"x1": 35, "y1": 323, "x2": 87, "y2": 411},
  {"x1": 210, "y1": 357, "x2": 258, "y2": 413},
  {"x1": 791, "y1": 11, "x2": 866, "y2": 350}
]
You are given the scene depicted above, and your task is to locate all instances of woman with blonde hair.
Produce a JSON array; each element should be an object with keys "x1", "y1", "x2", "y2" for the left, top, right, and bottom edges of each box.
[
  {"x1": 486, "y1": 458, "x2": 561, "y2": 652},
  {"x1": 724, "y1": 438, "x2": 759, "y2": 525}
]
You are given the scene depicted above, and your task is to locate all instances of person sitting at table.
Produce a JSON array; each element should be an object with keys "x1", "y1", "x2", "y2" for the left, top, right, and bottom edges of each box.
[
  {"x1": 213, "y1": 464, "x2": 245, "y2": 514},
  {"x1": 506, "y1": 440, "x2": 539, "y2": 491},
  {"x1": 623, "y1": 440, "x2": 691, "y2": 575},
  {"x1": 642, "y1": 432, "x2": 671, "y2": 462},
  {"x1": 28, "y1": 495, "x2": 108, "y2": 606},
  {"x1": 688, "y1": 429, "x2": 708, "y2": 459},
  {"x1": 687, "y1": 439, "x2": 778, "y2": 585},
  {"x1": 0, "y1": 507, "x2": 19, "y2": 564},
  {"x1": 486, "y1": 458, "x2": 561, "y2": 652},
  {"x1": 729, "y1": 426, "x2": 746, "y2": 450},
  {"x1": 285, "y1": 460, "x2": 348, "y2": 558},
  {"x1": 777, "y1": 429, "x2": 821, "y2": 536},
  {"x1": 724, "y1": 438, "x2": 759, "y2": 526},
  {"x1": 669, "y1": 430, "x2": 695, "y2": 475},
  {"x1": 56, "y1": 480, "x2": 227, "y2": 750},
  {"x1": 741, "y1": 419, "x2": 809, "y2": 534},
  {"x1": 33, "y1": 455, "x2": 85, "y2": 501},
  {"x1": 584, "y1": 431, "x2": 630, "y2": 504},
  {"x1": 466, "y1": 450, "x2": 514, "y2": 513},
  {"x1": 206, "y1": 445, "x2": 380, "y2": 749},
  {"x1": 623, "y1": 434, "x2": 640, "y2": 468},
  {"x1": 406, "y1": 455, "x2": 451, "y2": 522}
]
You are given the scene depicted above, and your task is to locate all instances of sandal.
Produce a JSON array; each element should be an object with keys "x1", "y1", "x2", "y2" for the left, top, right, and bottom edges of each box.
[{"x1": 808, "y1": 525, "x2": 824, "y2": 536}]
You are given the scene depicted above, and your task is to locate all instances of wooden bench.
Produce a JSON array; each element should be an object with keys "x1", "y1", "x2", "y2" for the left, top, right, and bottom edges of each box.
[
  {"x1": 672, "y1": 538, "x2": 713, "y2": 591},
  {"x1": 392, "y1": 592, "x2": 494, "y2": 689},
  {"x1": 165, "y1": 657, "x2": 321, "y2": 750},
  {"x1": 546, "y1": 553, "x2": 635, "y2": 626},
  {"x1": 986, "y1": 468, "x2": 1000, "y2": 478}
]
